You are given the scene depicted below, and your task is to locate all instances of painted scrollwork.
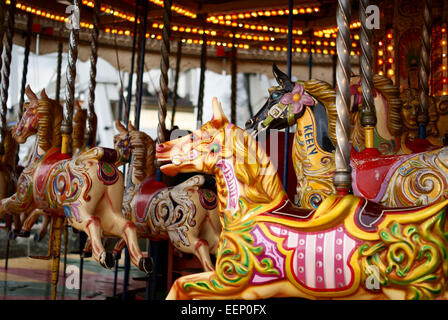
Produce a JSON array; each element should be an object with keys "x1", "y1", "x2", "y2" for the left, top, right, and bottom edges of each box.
[{"x1": 360, "y1": 211, "x2": 448, "y2": 299}]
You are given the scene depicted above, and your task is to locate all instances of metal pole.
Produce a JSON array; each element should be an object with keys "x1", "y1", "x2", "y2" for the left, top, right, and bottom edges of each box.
[
  {"x1": 123, "y1": 0, "x2": 148, "y2": 301},
  {"x1": 282, "y1": 0, "x2": 293, "y2": 191},
  {"x1": 359, "y1": 0, "x2": 376, "y2": 148},
  {"x1": 244, "y1": 74, "x2": 254, "y2": 118},
  {"x1": 171, "y1": 39, "x2": 182, "y2": 128},
  {"x1": 0, "y1": 0, "x2": 8, "y2": 271},
  {"x1": 418, "y1": 0, "x2": 431, "y2": 139},
  {"x1": 197, "y1": 18, "x2": 207, "y2": 129},
  {"x1": 157, "y1": 0, "x2": 171, "y2": 144},
  {"x1": 60, "y1": 0, "x2": 80, "y2": 154},
  {"x1": 230, "y1": 37, "x2": 237, "y2": 124},
  {"x1": 18, "y1": 13, "x2": 32, "y2": 120},
  {"x1": 55, "y1": 29, "x2": 63, "y2": 104},
  {"x1": 86, "y1": 0, "x2": 100, "y2": 147},
  {"x1": 115, "y1": 0, "x2": 139, "y2": 298},
  {"x1": 333, "y1": 0, "x2": 352, "y2": 194},
  {"x1": 125, "y1": 0, "x2": 140, "y2": 120},
  {"x1": 152, "y1": 0, "x2": 172, "y2": 300},
  {"x1": 0, "y1": 0, "x2": 15, "y2": 156}
]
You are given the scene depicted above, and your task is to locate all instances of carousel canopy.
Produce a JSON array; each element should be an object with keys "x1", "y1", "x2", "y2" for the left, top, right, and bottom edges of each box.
[{"x1": 8, "y1": 0, "x2": 374, "y2": 76}]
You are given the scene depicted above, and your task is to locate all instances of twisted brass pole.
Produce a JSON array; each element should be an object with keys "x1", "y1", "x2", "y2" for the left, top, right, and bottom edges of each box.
[
  {"x1": 0, "y1": 0, "x2": 15, "y2": 156},
  {"x1": 171, "y1": 39, "x2": 182, "y2": 128},
  {"x1": 18, "y1": 13, "x2": 32, "y2": 120},
  {"x1": 359, "y1": 0, "x2": 376, "y2": 148},
  {"x1": 333, "y1": 0, "x2": 352, "y2": 193},
  {"x1": 55, "y1": 29, "x2": 63, "y2": 104},
  {"x1": 157, "y1": 0, "x2": 171, "y2": 144},
  {"x1": 230, "y1": 37, "x2": 237, "y2": 124},
  {"x1": 61, "y1": 0, "x2": 80, "y2": 154},
  {"x1": 197, "y1": 17, "x2": 207, "y2": 128},
  {"x1": 86, "y1": 0, "x2": 99, "y2": 147},
  {"x1": 418, "y1": 0, "x2": 431, "y2": 139}
]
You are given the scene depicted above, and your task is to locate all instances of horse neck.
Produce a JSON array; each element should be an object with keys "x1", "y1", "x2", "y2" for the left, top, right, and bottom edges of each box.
[
  {"x1": 213, "y1": 135, "x2": 286, "y2": 224},
  {"x1": 37, "y1": 99, "x2": 63, "y2": 156},
  {"x1": 293, "y1": 107, "x2": 335, "y2": 175}
]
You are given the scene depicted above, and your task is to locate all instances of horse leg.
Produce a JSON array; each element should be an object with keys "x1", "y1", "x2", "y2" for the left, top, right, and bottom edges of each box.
[
  {"x1": 83, "y1": 216, "x2": 114, "y2": 269},
  {"x1": 83, "y1": 238, "x2": 93, "y2": 257},
  {"x1": 113, "y1": 238, "x2": 126, "y2": 258},
  {"x1": 38, "y1": 215, "x2": 51, "y2": 241},
  {"x1": 20, "y1": 209, "x2": 45, "y2": 238},
  {"x1": 96, "y1": 185, "x2": 151, "y2": 273},
  {"x1": 171, "y1": 235, "x2": 214, "y2": 272}
]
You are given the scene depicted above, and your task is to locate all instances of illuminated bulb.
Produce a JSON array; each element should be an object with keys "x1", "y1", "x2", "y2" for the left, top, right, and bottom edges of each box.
[{"x1": 387, "y1": 69, "x2": 394, "y2": 76}]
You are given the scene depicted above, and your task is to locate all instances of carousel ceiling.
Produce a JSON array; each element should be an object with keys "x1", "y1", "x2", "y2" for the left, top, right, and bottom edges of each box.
[{"x1": 7, "y1": 0, "x2": 446, "y2": 75}]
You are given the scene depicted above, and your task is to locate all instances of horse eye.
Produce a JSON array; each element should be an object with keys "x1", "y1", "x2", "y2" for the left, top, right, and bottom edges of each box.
[{"x1": 271, "y1": 92, "x2": 280, "y2": 99}]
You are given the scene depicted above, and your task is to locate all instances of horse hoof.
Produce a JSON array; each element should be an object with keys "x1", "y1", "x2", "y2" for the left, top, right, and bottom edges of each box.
[
  {"x1": 99, "y1": 252, "x2": 115, "y2": 269},
  {"x1": 8, "y1": 231, "x2": 16, "y2": 240},
  {"x1": 18, "y1": 230, "x2": 31, "y2": 238},
  {"x1": 113, "y1": 251, "x2": 121, "y2": 260},
  {"x1": 139, "y1": 257, "x2": 153, "y2": 274}
]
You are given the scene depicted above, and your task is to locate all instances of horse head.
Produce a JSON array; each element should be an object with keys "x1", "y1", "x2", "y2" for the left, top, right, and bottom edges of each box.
[
  {"x1": 245, "y1": 64, "x2": 313, "y2": 136},
  {"x1": 113, "y1": 119, "x2": 133, "y2": 164},
  {"x1": 156, "y1": 97, "x2": 285, "y2": 213},
  {"x1": 13, "y1": 85, "x2": 40, "y2": 144}
]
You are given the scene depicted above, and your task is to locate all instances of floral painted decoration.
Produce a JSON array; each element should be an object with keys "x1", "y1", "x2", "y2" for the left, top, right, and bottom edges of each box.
[{"x1": 280, "y1": 83, "x2": 315, "y2": 114}]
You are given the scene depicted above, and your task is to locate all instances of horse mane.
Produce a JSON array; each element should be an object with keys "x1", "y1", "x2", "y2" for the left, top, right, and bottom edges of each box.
[
  {"x1": 228, "y1": 126, "x2": 284, "y2": 206},
  {"x1": 129, "y1": 130, "x2": 156, "y2": 182},
  {"x1": 372, "y1": 74, "x2": 402, "y2": 136},
  {"x1": 37, "y1": 97, "x2": 63, "y2": 151},
  {"x1": 72, "y1": 107, "x2": 87, "y2": 151},
  {"x1": 303, "y1": 79, "x2": 338, "y2": 147}
]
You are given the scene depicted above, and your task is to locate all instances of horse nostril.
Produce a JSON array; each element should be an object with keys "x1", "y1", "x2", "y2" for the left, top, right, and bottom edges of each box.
[{"x1": 156, "y1": 144, "x2": 165, "y2": 152}]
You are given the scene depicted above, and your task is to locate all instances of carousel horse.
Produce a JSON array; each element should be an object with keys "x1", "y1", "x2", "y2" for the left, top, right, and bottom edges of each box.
[
  {"x1": 351, "y1": 78, "x2": 443, "y2": 154},
  {"x1": 157, "y1": 97, "x2": 448, "y2": 300},
  {"x1": 105, "y1": 120, "x2": 221, "y2": 271},
  {"x1": 245, "y1": 65, "x2": 448, "y2": 209},
  {"x1": 18, "y1": 101, "x2": 92, "y2": 240},
  {"x1": 0, "y1": 86, "x2": 152, "y2": 273},
  {"x1": 350, "y1": 75, "x2": 403, "y2": 155}
]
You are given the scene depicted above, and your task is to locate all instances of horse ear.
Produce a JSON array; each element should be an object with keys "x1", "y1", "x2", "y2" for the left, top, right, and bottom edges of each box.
[
  {"x1": 210, "y1": 97, "x2": 229, "y2": 128},
  {"x1": 115, "y1": 118, "x2": 127, "y2": 134},
  {"x1": 25, "y1": 85, "x2": 38, "y2": 102},
  {"x1": 128, "y1": 121, "x2": 136, "y2": 131},
  {"x1": 272, "y1": 64, "x2": 294, "y2": 91},
  {"x1": 74, "y1": 100, "x2": 82, "y2": 111},
  {"x1": 40, "y1": 88, "x2": 48, "y2": 99}
]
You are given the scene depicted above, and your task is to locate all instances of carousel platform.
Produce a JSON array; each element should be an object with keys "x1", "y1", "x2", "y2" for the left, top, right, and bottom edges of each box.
[{"x1": 0, "y1": 254, "x2": 147, "y2": 300}]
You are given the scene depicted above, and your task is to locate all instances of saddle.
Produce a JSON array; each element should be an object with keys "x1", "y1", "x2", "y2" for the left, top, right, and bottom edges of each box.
[{"x1": 351, "y1": 147, "x2": 414, "y2": 200}]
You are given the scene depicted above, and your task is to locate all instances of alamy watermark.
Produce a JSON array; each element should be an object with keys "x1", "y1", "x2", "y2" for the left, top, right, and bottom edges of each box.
[
  {"x1": 65, "y1": 5, "x2": 80, "y2": 30},
  {"x1": 65, "y1": 264, "x2": 80, "y2": 290},
  {"x1": 366, "y1": 5, "x2": 380, "y2": 30}
]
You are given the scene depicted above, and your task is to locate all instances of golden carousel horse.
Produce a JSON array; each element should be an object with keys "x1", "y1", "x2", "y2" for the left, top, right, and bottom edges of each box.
[
  {"x1": 245, "y1": 65, "x2": 448, "y2": 209},
  {"x1": 157, "y1": 97, "x2": 448, "y2": 300},
  {"x1": 107, "y1": 120, "x2": 221, "y2": 271},
  {"x1": 0, "y1": 86, "x2": 152, "y2": 273}
]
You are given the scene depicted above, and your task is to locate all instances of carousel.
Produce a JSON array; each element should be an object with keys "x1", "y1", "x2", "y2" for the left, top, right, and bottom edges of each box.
[{"x1": 0, "y1": 0, "x2": 447, "y2": 301}]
